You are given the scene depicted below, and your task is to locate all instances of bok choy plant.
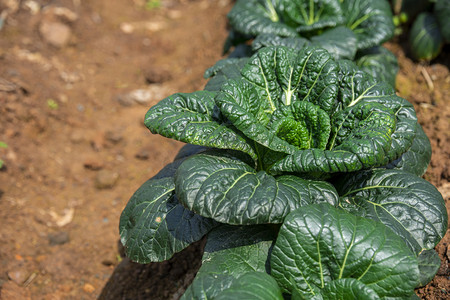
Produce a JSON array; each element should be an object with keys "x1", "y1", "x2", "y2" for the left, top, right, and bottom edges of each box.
[
  {"x1": 119, "y1": 46, "x2": 447, "y2": 299},
  {"x1": 224, "y1": 0, "x2": 399, "y2": 86}
]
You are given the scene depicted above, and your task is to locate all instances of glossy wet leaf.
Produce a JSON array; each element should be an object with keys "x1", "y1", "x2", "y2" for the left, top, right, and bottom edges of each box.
[
  {"x1": 383, "y1": 123, "x2": 431, "y2": 176},
  {"x1": 356, "y1": 46, "x2": 399, "y2": 87},
  {"x1": 144, "y1": 91, "x2": 256, "y2": 159},
  {"x1": 336, "y1": 169, "x2": 448, "y2": 254},
  {"x1": 409, "y1": 13, "x2": 444, "y2": 61},
  {"x1": 417, "y1": 249, "x2": 442, "y2": 288},
  {"x1": 342, "y1": 0, "x2": 395, "y2": 50},
  {"x1": 119, "y1": 177, "x2": 217, "y2": 263},
  {"x1": 310, "y1": 26, "x2": 358, "y2": 60},
  {"x1": 271, "y1": 203, "x2": 419, "y2": 298},
  {"x1": 175, "y1": 152, "x2": 338, "y2": 224}
]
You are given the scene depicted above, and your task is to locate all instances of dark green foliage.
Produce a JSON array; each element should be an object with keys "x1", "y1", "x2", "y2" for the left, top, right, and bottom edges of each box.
[{"x1": 409, "y1": 12, "x2": 444, "y2": 61}]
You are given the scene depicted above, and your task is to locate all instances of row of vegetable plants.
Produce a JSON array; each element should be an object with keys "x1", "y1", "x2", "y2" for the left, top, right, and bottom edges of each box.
[{"x1": 119, "y1": 0, "x2": 448, "y2": 299}]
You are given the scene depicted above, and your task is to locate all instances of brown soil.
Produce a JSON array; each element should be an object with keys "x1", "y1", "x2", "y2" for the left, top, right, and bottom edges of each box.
[{"x1": 0, "y1": 0, "x2": 448, "y2": 299}]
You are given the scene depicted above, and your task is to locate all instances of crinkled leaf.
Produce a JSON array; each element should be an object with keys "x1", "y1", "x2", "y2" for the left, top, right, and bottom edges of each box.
[
  {"x1": 119, "y1": 177, "x2": 218, "y2": 263},
  {"x1": 175, "y1": 152, "x2": 338, "y2": 225},
  {"x1": 144, "y1": 91, "x2": 256, "y2": 159},
  {"x1": 342, "y1": 0, "x2": 395, "y2": 50},
  {"x1": 216, "y1": 46, "x2": 339, "y2": 155},
  {"x1": 310, "y1": 26, "x2": 358, "y2": 60},
  {"x1": 181, "y1": 273, "x2": 234, "y2": 300},
  {"x1": 417, "y1": 249, "x2": 442, "y2": 288},
  {"x1": 215, "y1": 272, "x2": 284, "y2": 300},
  {"x1": 227, "y1": 0, "x2": 298, "y2": 38},
  {"x1": 383, "y1": 123, "x2": 431, "y2": 176},
  {"x1": 204, "y1": 58, "x2": 248, "y2": 80},
  {"x1": 320, "y1": 278, "x2": 379, "y2": 300},
  {"x1": 356, "y1": 46, "x2": 399, "y2": 87},
  {"x1": 252, "y1": 34, "x2": 310, "y2": 52},
  {"x1": 280, "y1": 0, "x2": 344, "y2": 33},
  {"x1": 336, "y1": 169, "x2": 448, "y2": 254},
  {"x1": 271, "y1": 203, "x2": 419, "y2": 298},
  {"x1": 409, "y1": 13, "x2": 444, "y2": 61},
  {"x1": 271, "y1": 101, "x2": 396, "y2": 174},
  {"x1": 434, "y1": 0, "x2": 450, "y2": 43},
  {"x1": 204, "y1": 59, "x2": 249, "y2": 92}
]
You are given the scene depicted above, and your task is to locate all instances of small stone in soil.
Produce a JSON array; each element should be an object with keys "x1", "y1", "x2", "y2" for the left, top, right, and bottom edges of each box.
[
  {"x1": 83, "y1": 159, "x2": 104, "y2": 171},
  {"x1": 144, "y1": 68, "x2": 171, "y2": 84},
  {"x1": 95, "y1": 170, "x2": 119, "y2": 189},
  {"x1": 83, "y1": 283, "x2": 95, "y2": 293},
  {"x1": 7, "y1": 268, "x2": 29, "y2": 285},
  {"x1": 39, "y1": 21, "x2": 72, "y2": 48},
  {"x1": 135, "y1": 149, "x2": 150, "y2": 160},
  {"x1": 48, "y1": 231, "x2": 70, "y2": 246},
  {"x1": 105, "y1": 130, "x2": 123, "y2": 145}
]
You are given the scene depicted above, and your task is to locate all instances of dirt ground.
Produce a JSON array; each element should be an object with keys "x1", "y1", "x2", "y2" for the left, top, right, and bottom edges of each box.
[{"x1": 0, "y1": 0, "x2": 448, "y2": 299}]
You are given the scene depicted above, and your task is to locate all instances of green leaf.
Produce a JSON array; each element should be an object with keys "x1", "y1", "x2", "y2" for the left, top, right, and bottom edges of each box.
[
  {"x1": 434, "y1": 0, "x2": 450, "y2": 43},
  {"x1": 310, "y1": 26, "x2": 358, "y2": 60},
  {"x1": 280, "y1": 0, "x2": 344, "y2": 33},
  {"x1": 417, "y1": 249, "x2": 442, "y2": 288},
  {"x1": 175, "y1": 152, "x2": 338, "y2": 225},
  {"x1": 119, "y1": 177, "x2": 217, "y2": 263},
  {"x1": 321, "y1": 278, "x2": 379, "y2": 300},
  {"x1": 216, "y1": 46, "x2": 339, "y2": 155},
  {"x1": 204, "y1": 223, "x2": 277, "y2": 253},
  {"x1": 144, "y1": 91, "x2": 256, "y2": 159},
  {"x1": 227, "y1": 0, "x2": 298, "y2": 38},
  {"x1": 356, "y1": 46, "x2": 399, "y2": 87},
  {"x1": 383, "y1": 123, "x2": 431, "y2": 176},
  {"x1": 183, "y1": 230, "x2": 273, "y2": 300},
  {"x1": 409, "y1": 13, "x2": 444, "y2": 61},
  {"x1": 271, "y1": 101, "x2": 397, "y2": 174},
  {"x1": 204, "y1": 58, "x2": 249, "y2": 92},
  {"x1": 181, "y1": 273, "x2": 234, "y2": 300},
  {"x1": 336, "y1": 169, "x2": 448, "y2": 254},
  {"x1": 271, "y1": 203, "x2": 419, "y2": 298},
  {"x1": 342, "y1": 0, "x2": 395, "y2": 50},
  {"x1": 252, "y1": 34, "x2": 310, "y2": 52},
  {"x1": 215, "y1": 272, "x2": 284, "y2": 300}
]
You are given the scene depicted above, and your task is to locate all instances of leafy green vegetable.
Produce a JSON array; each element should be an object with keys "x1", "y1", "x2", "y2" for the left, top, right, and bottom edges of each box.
[
  {"x1": 271, "y1": 203, "x2": 419, "y2": 298},
  {"x1": 409, "y1": 12, "x2": 444, "y2": 61},
  {"x1": 434, "y1": 0, "x2": 450, "y2": 43},
  {"x1": 336, "y1": 169, "x2": 448, "y2": 255},
  {"x1": 120, "y1": 31, "x2": 447, "y2": 298},
  {"x1": 175, "y1": 151, "x2": 338, "y2": 225},
  {"x1": 417, "y1": 249, "x2": 442, "y2": 287}
]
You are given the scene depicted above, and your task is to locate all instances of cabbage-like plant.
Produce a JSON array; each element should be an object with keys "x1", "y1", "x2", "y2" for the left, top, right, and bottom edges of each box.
[
  {"x1": 119, "y1": 46, "x2": 447, "y2": 299},
  {"x1": 224, "y1": 0, "x2": 398, "y2": 87}
]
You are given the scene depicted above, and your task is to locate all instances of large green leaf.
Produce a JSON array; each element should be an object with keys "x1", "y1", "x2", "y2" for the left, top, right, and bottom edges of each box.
[
  {"x1": 119, "y1": 177, "x2": 217, "y2": 263},
  {"x1": 144, "y1": 91, "x2": 256, "y2": 159},
  {"x1": 409, "y1": 13, "x2": 444, "y2": 61},
  {"x1": 310, "y1": 26, "x2": 358, "y2": 60},
  {"x1": 336, "y1": 169, "x2": 448, "y2": 255},
  {"x1": 215, "y1": 272, "x2": 284, "y2": 300},
  {"x1": 341, "y1": 0, "x2": 395, "y2": 50},
  {"x1": 215, "y1": 46, "x2": 339, "y2": 155},
  {"x1": 227, "y1": 0, "x2": 298, "y2": 38},
  {"x1": 383, "y1": 123, "x2": 431, "y2": 177},
  {"x1": 417, "y1": 249, "x2": 442, "y2": 288},
  {"x1": 271, "y1": 203, "x2": 419, "y2": 298},
  {"x1": 280, "y1": 0, "x2": 344, "y2": 33},
  {"x1": 182, "y1": 228, "x2": 273, "y2": 300},
  {"x1": 204, "y1": 58, "x2": 249, "y2": 92},
  {"x1": 356, "y1": 46, "x2": 399, "y2": 87},
  {"x1": 252, "y1": 34, "x2": 310, "y2": 52},
  {"x1": 320, "y1": 278, "x2": 379, "y2": 300},
  {"x1": 175, "y1": 152, "x2": 338, "y2": 225},
  {"x1": 269, "y1": 60, "x2": 416, "y2": 175},
  {"x1": 434, "y1": 0, "x2": 450, "y2": 43}
]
